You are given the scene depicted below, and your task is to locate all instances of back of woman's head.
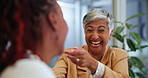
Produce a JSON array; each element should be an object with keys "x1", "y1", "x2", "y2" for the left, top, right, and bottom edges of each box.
[{"x1": 0, "y1": 0, "x2": 57, "y2": 73}]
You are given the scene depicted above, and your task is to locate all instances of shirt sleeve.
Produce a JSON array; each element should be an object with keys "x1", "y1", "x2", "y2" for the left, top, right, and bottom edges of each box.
[{"x1": 92, "y1": 61, "x2": 105, "y2": 78}]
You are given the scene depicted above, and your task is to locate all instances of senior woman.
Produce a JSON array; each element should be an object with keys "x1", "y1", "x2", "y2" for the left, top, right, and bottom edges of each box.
[{"x1": 53, "y1": 8, "x2": 129, "y2": 78}]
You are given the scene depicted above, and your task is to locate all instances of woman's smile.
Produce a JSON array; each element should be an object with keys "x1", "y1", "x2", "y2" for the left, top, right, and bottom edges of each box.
[{"x1": 90, "y1": 41, "x2": 102, "y2": 48}]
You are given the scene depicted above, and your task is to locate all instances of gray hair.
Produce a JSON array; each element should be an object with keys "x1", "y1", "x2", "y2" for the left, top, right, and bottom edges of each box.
[{"x1": 83, "y1": 8, "x2": 114, "y2": 33}]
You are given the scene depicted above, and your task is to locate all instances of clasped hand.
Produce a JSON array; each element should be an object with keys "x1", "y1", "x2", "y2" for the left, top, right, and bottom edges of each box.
[{"x1": 64, "y1": 47, "x2": 98, "y2": 74}]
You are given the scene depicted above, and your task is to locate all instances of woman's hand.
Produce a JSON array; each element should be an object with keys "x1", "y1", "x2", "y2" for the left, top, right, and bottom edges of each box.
[{"x1": 64, "y1": 47, "x2": 98, "y2": 74}]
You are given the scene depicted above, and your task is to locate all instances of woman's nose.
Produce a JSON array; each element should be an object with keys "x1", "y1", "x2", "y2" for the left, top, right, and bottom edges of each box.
[{"x1": 92, "y1": 32, "x2": 99, "y2": 39}]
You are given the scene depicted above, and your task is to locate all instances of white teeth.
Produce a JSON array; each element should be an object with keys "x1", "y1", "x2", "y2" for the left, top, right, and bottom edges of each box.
[
  {"x1": 92, "y1": 41, "x2": 101, "y2": 44},
  {"x1": 91, "y1": 41, "x2": 101, "y2": 47}
]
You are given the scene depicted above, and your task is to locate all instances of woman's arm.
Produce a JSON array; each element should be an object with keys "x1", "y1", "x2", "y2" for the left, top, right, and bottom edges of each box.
[{"x1": 65, "y1": 47, "x2": 130, "y2": 78}]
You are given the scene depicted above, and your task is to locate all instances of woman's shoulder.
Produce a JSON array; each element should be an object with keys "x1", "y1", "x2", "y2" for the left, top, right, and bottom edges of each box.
[
  {"x1": 110, "y1": 46, "x2": 128, "y2": 53},
  {"x1": 105, "y1": 46, "x2": 129, "y2": 67},
  {"x1": 109, "y1": 46, "x2": 129, "y2": 57},
  {"x1": 1, "y1": 58, "x2": 56, "y2": 78}
]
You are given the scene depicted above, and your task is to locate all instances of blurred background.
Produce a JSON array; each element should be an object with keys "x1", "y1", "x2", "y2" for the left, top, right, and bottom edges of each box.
[{"x1": 50, "y1": 0, "x2": 148, "y2": 77}]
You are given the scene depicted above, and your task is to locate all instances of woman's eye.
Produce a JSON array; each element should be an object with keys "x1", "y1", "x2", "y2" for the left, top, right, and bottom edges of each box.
[
  {"x1": 98, "y1": 29, "x2": 104, "y2": 32},
  {"x1": 86, "y1": 29, "x2": 93, "y2": 32}
]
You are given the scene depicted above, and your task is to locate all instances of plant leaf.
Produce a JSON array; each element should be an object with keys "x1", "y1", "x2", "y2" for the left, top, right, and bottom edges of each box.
[
  {"x1": 129, "y1": 68, "x2": 135, "y2": 78},
  {"x1": 115, "y1": 27, "x2": 124, "y2": 33},
  {"x1": 123, "y1": 34, "x2": 127, "y2": 37},
  {"x1": 130, "y1": 32, "x2": 141, "y2": 45},
  {"x1": 136, "y1": 72, "x2": 145, "y2": 78},
  {"x1": 139, "y1": 45, "x2": 148, "y2": 49},
  {"x1": 126, "y1": 39, "x2": 136, "y2": 51},
  {"x1": 114, "y1": 21, "x2": 123, "y2": 24},
  {"x1": 138, "y1": 45, "x2": 143, "y2": 52},
  {"x1": 126, "y1": 23, "x2": 131, "y2": 29},
  {"x1": 126, "y1": 13, "x2": 144, "y2": 21},
  {"x1": 130, "y1": 56, "x2": 144, "y2": 70},
  {"x1": 113, "y1": 32, "x2": 124, "y2": 42},
  {"x1": 135, "y1": 45, "x2": 148, "y2": 52},
  {"x1": 131, "y1": 25, "x2": 138, "y2": 29},
  {"x1": 128, "y1": 59, "x2": 133, "y2": 68}
]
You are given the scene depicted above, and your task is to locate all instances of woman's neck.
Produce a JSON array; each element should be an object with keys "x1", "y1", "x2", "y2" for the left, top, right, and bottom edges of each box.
[{"x1": 88, "y1": 50, "x2": 104, "y2": 61}]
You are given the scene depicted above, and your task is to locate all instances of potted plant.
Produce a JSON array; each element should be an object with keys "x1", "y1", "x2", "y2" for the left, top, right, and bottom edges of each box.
[{"x1": 112, "y1": 13, "x2": 148, "y2": 78}]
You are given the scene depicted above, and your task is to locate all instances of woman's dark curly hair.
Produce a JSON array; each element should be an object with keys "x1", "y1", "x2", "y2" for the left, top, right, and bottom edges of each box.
[{"x1": 0, "y1": 0, "x2": 57, "y2": 73}]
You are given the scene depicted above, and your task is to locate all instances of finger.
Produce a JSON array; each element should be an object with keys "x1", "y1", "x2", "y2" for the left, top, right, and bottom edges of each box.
[
  {"x1": 64, "y1": 50, "x2": 78, "y2": 56},
  {"x1": 64, "y1": 51, "x2": 75, "y2": 56},
  {"x1": 66, "y1": 54, "x2": 78, "y2": 63},
  {"x1": 66, "y1": 54, "x2": 87, "y2": 67},
  {"x1": 73, "y1": 50, "x2": 84, "y2": 55},
  {"x1": 64, "y1": 49, "x2": 72, "y2": 53},
  {"x1": 64, "y1": 49, "x2": 75, "y2": 55},
  {"x1": 64, "y1": 48, "x2": 86, "y2": 56},
  {"x1": 73, "y1": 47, "x2": 82, "y2": 50},
  {"x1": 66, "y1": 54, "x2": 76, "y2": 59}
]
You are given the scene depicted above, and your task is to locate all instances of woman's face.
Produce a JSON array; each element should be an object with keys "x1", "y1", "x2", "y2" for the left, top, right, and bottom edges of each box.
[
  {"x1": 84, "y1": 19, "x2": 112, "y2": 54},
  {"x1": 56, "y1": 4, "x2": 68, "y2": 54}
]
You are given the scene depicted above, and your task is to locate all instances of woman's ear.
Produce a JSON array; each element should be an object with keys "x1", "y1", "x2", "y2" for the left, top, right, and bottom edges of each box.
[
  {"x1": 47, "y1": 12, "x2": 58, "y2": 31},
  {"x1": 47, "y1": 12, "x2": 60, "y2": 41},
  {"x1": 109, "y1": 30, "x2": 113, "y2": 40}
]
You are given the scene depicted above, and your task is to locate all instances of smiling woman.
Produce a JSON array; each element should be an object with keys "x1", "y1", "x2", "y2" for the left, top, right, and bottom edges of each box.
[
  {"x1": 52, "y1": 8, "x2": 130, "y2": 78},
  {"x1": 84, "y1": 19, "x2": 111, "y2": 55}
]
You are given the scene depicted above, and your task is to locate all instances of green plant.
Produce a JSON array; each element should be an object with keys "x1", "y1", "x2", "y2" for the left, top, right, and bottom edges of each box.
[{"x1": 112, "y1": 13, "x2": 148, "y2": 78}]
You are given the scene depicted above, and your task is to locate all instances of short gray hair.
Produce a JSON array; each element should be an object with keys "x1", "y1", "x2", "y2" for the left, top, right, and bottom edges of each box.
[{"x1": 83, "y1": 8, "x2": 114, "y2": 33}]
